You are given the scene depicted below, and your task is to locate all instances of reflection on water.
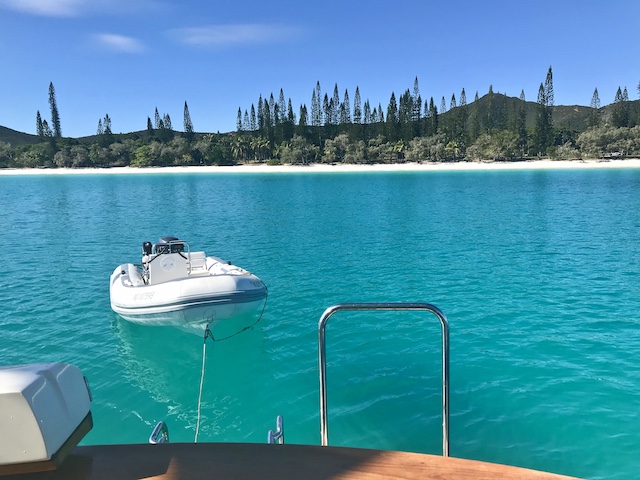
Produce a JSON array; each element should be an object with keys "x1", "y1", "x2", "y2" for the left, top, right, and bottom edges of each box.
[
  {"x1": 113, "y1": 319, "x2": 203, "y2": 404},
  {"x1": 111, "y1": 312, "x2": 268, "y2": 442}
]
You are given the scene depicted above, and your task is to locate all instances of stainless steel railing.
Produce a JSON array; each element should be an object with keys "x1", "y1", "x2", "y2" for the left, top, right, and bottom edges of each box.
[
  {"x1": 267, "y1": 415, "x2": 284, "y2": 444},
  {"x1": 149, "y1": 421, "x2": 170, "y2": 444},
  {"x1": 318, "y1": 302, "x2": 450, "y2": 456}
]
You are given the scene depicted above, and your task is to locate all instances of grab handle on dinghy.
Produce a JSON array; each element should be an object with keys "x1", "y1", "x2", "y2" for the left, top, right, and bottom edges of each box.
[{"x1": 318, "y1": 302, "x2": 450, "y2": 457}]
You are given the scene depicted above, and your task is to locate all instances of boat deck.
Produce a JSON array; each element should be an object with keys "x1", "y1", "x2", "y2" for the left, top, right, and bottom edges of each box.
[{"x1": 2, "y1": 443, "x2": 581, "y2": 480}]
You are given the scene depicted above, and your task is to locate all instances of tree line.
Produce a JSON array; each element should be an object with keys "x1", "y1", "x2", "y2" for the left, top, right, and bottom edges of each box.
[{"x1": 1, "y1": 70, "x2": 639, "y2": 169}]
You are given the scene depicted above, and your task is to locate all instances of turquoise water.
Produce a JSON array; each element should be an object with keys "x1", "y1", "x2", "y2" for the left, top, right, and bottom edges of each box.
[{"x1": 2, "y1": 168, "x2": 640, "y2": 479}]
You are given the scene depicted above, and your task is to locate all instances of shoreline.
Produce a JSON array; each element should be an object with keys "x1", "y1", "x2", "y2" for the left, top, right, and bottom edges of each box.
[{"x1": 1, "y1": 159, "x2": 640, "y2": 175}]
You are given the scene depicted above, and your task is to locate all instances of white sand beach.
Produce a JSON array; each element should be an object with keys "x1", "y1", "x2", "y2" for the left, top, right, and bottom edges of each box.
[{"x1": 1, "y1": 159, "x2": 640, "y2": 175}]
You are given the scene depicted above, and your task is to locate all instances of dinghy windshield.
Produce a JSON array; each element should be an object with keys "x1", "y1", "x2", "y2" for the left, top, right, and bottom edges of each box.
[{"x1": 152, "y1": 236, "x2": 188, "y2": 255}]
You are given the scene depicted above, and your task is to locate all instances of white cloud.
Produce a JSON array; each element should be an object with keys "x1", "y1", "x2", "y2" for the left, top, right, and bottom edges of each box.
[
  {"x1": 94, "y1": 34, "x2": 146, "y2": 53},
  {"x1": 0, "y1": 0, "x2": 87, "y2": 16},
  {"x1": 0, "y1": 0, "x2": 165, "y2": 16},
  {"x1": 169, "y1": 24, "x2": 299, "y2": 48}
]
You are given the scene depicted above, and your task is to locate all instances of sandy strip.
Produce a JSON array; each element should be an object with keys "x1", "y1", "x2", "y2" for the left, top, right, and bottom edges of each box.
[{"x1": 1, "y1": 159, "x2": 640, "y2": 175}]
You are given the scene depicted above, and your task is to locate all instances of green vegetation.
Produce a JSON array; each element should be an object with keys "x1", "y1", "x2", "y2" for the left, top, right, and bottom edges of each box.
[{"x1": 1, "y1": 70, "x2": 640, "y2": 169}]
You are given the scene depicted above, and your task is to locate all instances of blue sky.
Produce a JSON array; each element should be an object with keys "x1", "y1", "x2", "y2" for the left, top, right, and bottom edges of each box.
[{"x1": 0, "y1": 0, "x2": 639, "y2": 138}]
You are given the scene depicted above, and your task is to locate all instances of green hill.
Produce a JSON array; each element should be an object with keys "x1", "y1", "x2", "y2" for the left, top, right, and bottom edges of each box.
[
  {"x1": 0, "y1": 126, "x2": 158, "y2": 147},
  {"x1": 1, "y1": 96, "x2": 637, "y2": 147},
  {"x1": 0, "y1": 126, "x2": 40, "y2": 146},
  {"x1": 448, "y1": 93, "x2": 593, "y2": 132}
]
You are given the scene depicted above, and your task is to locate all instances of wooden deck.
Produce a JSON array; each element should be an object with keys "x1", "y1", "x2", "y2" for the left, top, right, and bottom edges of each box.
[{"x1": 1, "y1": 443, "x2": 581, "y2": 480}]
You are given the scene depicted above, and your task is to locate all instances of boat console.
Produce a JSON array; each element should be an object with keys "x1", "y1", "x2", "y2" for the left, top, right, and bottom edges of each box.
[{"x1": 140, "y1": 237, "x2": 192, "y2": 284}]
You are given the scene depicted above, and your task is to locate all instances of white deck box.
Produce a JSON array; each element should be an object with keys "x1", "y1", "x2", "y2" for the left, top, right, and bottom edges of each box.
[{"x1": 0, "y1": 362, "x2": 91, "y2": 466}]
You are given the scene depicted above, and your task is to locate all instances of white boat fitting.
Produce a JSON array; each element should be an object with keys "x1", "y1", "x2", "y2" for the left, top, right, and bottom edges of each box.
[
  {"x1": 0, "y1": 362, "x2": 92, "y2": 474},
  {"x1": 109, "y1": 236, "x2": 267, "y2": 328}
]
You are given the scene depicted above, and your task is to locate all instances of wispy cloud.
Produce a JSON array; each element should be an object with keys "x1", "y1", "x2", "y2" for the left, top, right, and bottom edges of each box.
[
  {"x1": 0, "y1": 0, "x2": 87, "y2": 16},
  {"x1": 0, "y1": 0, "x2": 165, "y2": 16},
  {"x1": 93, "y1": 34, "x2": 146, "y2": 53},
  {"x1": 168, "y1": 24, "x2": 299, "y2": 49}
]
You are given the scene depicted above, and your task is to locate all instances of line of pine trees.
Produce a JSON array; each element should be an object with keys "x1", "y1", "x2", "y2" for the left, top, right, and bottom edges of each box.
[
  {"x1": 237, "y1": 78, "x2": 448, "y2": 147},
  {"x1": 1, "y1": 70, "x2": 638, "y2": 169},
  {"x1": 237, "y1": 67, "x2": 639, "y2": 158}
]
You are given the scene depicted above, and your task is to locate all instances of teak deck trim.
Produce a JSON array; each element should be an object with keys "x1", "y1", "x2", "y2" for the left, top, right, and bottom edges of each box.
[{"x1": 2, "y1": 442, "x2": 582, "y2": 480}]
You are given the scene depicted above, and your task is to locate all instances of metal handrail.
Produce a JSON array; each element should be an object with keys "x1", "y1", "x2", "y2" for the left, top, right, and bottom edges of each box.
[
  {"x1": 318, "y1": 302, "x2": 450, "y2": 456},
  {"x1": 149, "y1": 421, "x2": 170, "y2": 444},
  {"x1": 267, "y1": 415, "x2": 284, "y2": 444}
]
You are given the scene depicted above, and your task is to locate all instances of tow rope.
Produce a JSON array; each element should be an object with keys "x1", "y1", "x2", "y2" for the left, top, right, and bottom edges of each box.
[{"x1": 194, "y1": 284, "x2": 268, "y2": 442}]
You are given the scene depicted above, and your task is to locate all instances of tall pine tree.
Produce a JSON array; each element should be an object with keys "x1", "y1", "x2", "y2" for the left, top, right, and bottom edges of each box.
[
  {"x1": 412, "y1": 77, "x2": 421, "y2": 123},
  {"x1": 485, "y1": 85, "x2": 495, "y2": 132},
  {"x1": 103, "y1": 114, "x2": 112, "y2": 135},
  {"x1": 310, "y1": 82, "x2": 321, "y2": 126},
  {"x1": 532, "y1": 67, "x2": 555, "y2": 154},
  {"x1": 471, "y1": 91, "x2": 480, "y2": 141},
  {"x1": 277, "y1": 89, "x2": 286, "y2": 125},
  {"x1": 398, "y1": 89, "x2": 413, "y2": 142},
  {"x1": 341, "y1": 89, "x2": 351, "y2": 125},
  {"x1": 332, "y1": 84, "x2": 340, "y2": 125},
  {"x1": 250, "y1": 105, "x2": 257, "y2": 131},
  {"x1": 588, "y1": 88, "x2": 601, "y2": 127},
  {"x1": 386, "y1": 92, "x2": 399, "y2": 142},
  {"x1": 36, "y1": 111, "x2": 44, "y2": 137},
  {"x1": 544, "y1": 66, "x2": 554, "y2": 108},
  {"x1": 516, "y1": 90, "x2": 528, "y2": 156},
  {"x1": 257, "y1": 95, "x2": 264, "y2": 131},
  {"x1": 298, "y1": 104, "x2": 308, "y2": 127},
  {"x1": 611, "y1": 86, "x2": 630, "y2": 127},
  {"x1": 48, "y1": 82, "x2": 61, "y2": 137},
  {"x1": 535, "y1": 83, "x2": 552, "y2": 154},
  {"x1": 353, "y1": 87, "x2": 362, "y2": 124},
  {"x1": 412, "y1": 78, "x2": 422, "y2": 138},
  {"x1": 237, "y1": 108, "x2": 243, "y2": 131},
  {"x1": 440, "y1": 97, "x2": 447, "y2": 114},
  {"x1": 363, "y1": 100, "x2": 371, "y2": 124},
  {"x1": 427, "y1": 97, "x2": 438, "y2": 135},
  {"x1": 184, "y1": 101, "x2": 194, "y2": 141}
]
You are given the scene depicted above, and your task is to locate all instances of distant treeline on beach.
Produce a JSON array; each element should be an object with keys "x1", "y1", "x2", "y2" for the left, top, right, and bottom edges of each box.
[{"x1": 1, "y1": 69, "x2": 640, "y2": 169}]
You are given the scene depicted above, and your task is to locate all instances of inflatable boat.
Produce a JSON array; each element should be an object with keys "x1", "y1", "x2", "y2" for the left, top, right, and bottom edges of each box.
[{"x1": 109, "y1": 237, "x2": 267, "y2": 328}]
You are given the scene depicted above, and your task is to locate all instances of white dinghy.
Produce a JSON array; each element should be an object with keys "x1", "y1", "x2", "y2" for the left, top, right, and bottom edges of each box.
[{"x1": 110, "y1": 236, "x2": 267, "y2": 328}]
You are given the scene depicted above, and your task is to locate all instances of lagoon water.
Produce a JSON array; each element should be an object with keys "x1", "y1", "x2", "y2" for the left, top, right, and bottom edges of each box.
[{"x1": 1, "y1": 168, "x2": 640, "y2": 479}]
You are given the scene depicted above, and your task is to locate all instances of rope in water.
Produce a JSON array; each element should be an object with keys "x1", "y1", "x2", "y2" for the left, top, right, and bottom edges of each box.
[
  {"x1": 194, "y1": 284, "x2": 268, "y2": 442},
  {"x1": 194, "y1": 325, "x2": 213, "y2": 443}
]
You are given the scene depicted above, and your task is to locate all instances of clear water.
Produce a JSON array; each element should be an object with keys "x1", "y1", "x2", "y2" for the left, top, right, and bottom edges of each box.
[{"x1": 1, "y1": 168, "x2": 639, "y2": 480}]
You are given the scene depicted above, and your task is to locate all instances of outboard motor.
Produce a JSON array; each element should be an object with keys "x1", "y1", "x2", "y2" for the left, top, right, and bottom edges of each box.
[{"x1": 142, "y1": 241, "x2": 153, "y2": 256}]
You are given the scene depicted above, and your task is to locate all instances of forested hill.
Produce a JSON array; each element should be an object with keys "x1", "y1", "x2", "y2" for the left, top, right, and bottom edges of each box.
[
  {"x1": 0, "y1": 126, "x2": 40, "y2": 146},
  {"x1": 0, "y1": 94, "x2": 630, "y2": 146},
  {"x1": 1, "y1": 88, "x2": 639, "y2": 169},
  {"x1": 0, "y1": 124, "x2": 152, "y2": 147}
]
